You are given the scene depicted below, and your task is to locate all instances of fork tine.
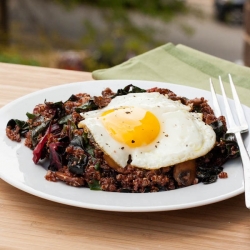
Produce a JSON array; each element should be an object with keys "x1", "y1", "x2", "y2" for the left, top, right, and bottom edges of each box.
[
  {"x1": 228, "y1": 74, "x2": 248, "y2": 131},
  {"x1": 219, "y1": 76, "x2": 237, "y2": 129},
  {"x1": 209, "y1": 78, "x2": 222, "y2": 117}
]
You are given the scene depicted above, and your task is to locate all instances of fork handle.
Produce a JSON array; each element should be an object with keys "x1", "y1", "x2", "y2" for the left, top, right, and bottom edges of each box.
[{"x1": 235, "y1": 131, "x2": 250, "y2": 209}]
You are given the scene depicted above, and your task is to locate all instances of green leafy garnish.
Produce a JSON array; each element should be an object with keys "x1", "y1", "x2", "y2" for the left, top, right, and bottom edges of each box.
[
  {"x1": 70, "y1": 135, "x2": 84, "y2": 148},
  {"x1": 58, "y1": 114, "x2": 72, "y2": 125},
  {"x1": 26, "y1": 112, "x2": 37, "y2": 119},
  {"x1": 210, "y1": 120, "x2": 226, "y2": 141},
  {"x1": 7, "y1": 119, "x2": 29, "y2": 136},
  {"x1": 31, "y1": 120, "x2": 50, "y2": 147},
  {"x1": 74, "y1": 99, "x2": 98, "y2": 113},
  {"x1": 45, "y1": 100, "x2": 64, "y2": 109},
  {"x1": 66, "y1": 94, "x2": 79, "y2": 102},
  {"x1": 88, "y1": 179, "x2": 101, "y2": 190},
  {"x1": 94, "y1": 162, "x2": 100, "y2": 171},
  {"x1": 112, "y1": 84, "x2": 146, "y2": 98}
]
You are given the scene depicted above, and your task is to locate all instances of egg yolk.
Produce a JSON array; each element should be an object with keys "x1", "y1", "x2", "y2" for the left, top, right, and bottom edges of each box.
[{"x1": 101, "y1": 107, "x2": 160, "y2": 148}]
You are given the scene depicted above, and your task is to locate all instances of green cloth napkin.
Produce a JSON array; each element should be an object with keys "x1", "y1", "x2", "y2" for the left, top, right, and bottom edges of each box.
[{"x1": 92, "y1": 43, "x2": 250, "y2": 106}]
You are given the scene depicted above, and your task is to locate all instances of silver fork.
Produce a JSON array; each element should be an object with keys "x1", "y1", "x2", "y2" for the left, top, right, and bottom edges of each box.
[{"x1": 210, "y1": 74, "x2": 250, "y2": 208}]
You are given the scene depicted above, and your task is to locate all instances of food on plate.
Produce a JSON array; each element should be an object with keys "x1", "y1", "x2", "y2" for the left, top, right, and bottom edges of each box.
[{"x1": 6, "y1": 85, "x2": 239, "y2": 192}]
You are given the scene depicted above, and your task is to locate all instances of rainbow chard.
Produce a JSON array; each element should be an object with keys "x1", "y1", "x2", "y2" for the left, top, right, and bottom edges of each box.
[
  {"x1": 32, "y1": 122, "x2": 52, "y2": 164},
  {"x1": 6, "y1": 119, "x2": 29, "y2": 137},
  {"x1": 111, "y1": 84, "x2": 146, "y2": 98},
  {"x1": 74, "y1": 99, "x2": 98, "y2": 113},
  {"x1": 48, "y1": 142, "x2": 65, "y2": 171}
]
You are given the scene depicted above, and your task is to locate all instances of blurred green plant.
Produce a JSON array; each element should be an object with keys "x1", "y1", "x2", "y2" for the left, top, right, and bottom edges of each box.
[
  {"x1": 55, "y1": 0, "x2": 188, "y2": 71},
  {"x1": 1, "y1": 0, "x2": 189, "y2": 71},
  {"x1": 80, "y1": 15, "x2": 162, "y2": 71},
  {"x1": 55, "y1": 0, "x2": 187, "y2": 21},
  {"x1": 0, "y1": 51, "x2": 40, "y2": 66}
]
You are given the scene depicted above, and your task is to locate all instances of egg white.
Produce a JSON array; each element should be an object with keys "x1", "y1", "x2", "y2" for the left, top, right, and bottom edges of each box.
[{"x1": 79, "y1": 92, "x2": 216, "y2": 170}]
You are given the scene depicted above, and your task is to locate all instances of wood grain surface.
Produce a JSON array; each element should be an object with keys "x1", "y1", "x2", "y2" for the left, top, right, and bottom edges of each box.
[{"x1": 0, "y1": 62, "x2": 250, "y2": 250}]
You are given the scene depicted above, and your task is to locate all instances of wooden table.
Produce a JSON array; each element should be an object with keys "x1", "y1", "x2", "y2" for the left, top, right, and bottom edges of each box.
[{"x1": 0, "y1": 62, "x2": 250, "y2": 250}]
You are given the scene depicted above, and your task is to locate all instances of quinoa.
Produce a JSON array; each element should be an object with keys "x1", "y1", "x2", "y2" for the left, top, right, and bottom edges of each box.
[{"x1": 6, "y1": 85, "x2": 239, "y2": 192}]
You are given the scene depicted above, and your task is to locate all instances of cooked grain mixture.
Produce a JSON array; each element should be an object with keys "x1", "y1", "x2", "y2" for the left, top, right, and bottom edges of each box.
[{"x1": 6, "y1": 85, "x2": 239, "y2": 192}]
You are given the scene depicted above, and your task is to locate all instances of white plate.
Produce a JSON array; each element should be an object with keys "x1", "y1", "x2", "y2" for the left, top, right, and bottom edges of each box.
[{"x1": 0, "y1": 80, "x2": 247, "y2": 212}]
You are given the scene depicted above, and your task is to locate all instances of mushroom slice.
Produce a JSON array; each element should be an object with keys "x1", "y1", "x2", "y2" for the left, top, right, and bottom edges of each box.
[{"x1": 173, "y1": 160, "x2": 196, "y2": 186}]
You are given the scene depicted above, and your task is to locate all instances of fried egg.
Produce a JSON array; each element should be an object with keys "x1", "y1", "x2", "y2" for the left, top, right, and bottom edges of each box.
[{"x1": 78, "y1": 92, "x2": 216, "y2": 170}]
